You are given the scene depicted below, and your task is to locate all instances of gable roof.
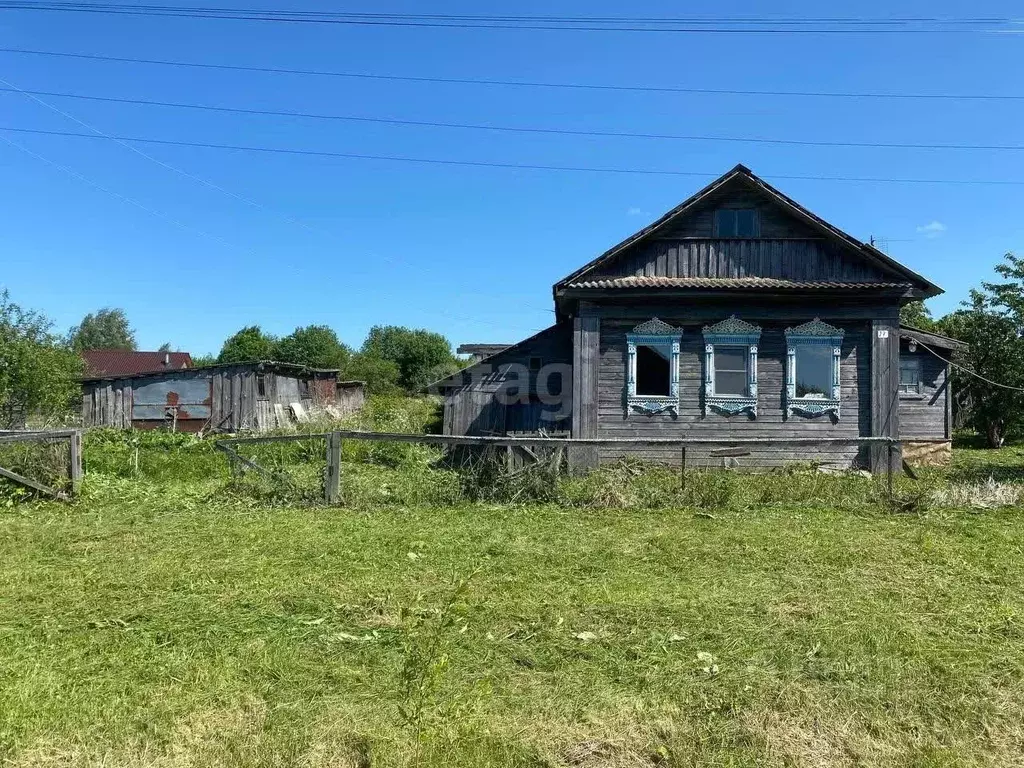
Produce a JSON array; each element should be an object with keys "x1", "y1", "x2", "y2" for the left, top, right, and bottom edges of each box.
[
  {"x1": 81, "y1": 349, "x2": 193, "y2": 377},
  {"x1": 554, "y1": 164, "x2": 942, "y2": 298}
]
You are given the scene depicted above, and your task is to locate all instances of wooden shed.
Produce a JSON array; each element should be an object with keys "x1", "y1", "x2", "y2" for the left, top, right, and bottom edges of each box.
[{"x1": 81, "y1": 361, "x2": 365, "y2": 432}]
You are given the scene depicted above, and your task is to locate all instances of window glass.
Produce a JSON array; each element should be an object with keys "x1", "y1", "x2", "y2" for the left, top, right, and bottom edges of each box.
[
  {"x1": 899, "y1": 357, "x2": 921, "y2": 393},
  {"x1": 636, "y1": 343, "x2": 672, "y2": 396},
  {"x1": 256, "y1": 374, "x2": 267, "y2": 398},
  {"x1": 794, "y1": 345, "x2": 832, "y2": 397},
  {"x1": 736, "y1": 209, "x2": 757, "y2": 236},
  {"x1": 715, "y1": 209, "x2": 757, "y2": 237},
  {"x1": 715, "y1": 209, "x2": 737, "y2": 237},
  {"x1": 529, "y1": 356, "x2": 542, "y2": 371},
  {"x1": 714, "y1": 345, "x2": 747, "y2": 396}
]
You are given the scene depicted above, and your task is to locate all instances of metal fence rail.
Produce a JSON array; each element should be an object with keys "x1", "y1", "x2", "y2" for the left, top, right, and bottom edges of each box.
[{"x1": 216, "y1": 431, "x2": 902, "y2": 505}]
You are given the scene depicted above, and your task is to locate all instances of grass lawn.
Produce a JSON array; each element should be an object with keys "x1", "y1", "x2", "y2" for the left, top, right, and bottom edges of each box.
[{"x1": 1, "y1": 437, "x2": 1024, "y2": 766}]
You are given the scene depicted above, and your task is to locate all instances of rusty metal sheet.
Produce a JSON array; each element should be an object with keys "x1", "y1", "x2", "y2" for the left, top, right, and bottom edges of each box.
[{"x1": 132, "y1": 378, "x2": 212, "y2": 421}]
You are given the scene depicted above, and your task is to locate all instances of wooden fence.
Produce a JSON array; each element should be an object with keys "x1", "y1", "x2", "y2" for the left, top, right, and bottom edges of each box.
[
  {"x1": 215, "y1": 431, "x2": 902, "y2": 505},
  {"x1": 0, "y1": 429, "x2": 82, "y2": 499}
]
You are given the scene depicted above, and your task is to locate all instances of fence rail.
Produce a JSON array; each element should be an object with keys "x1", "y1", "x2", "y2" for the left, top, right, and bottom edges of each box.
[
  {"x1": 0, "y1": 429, "x2": 82, "y2": 499},
  {"x1": 215, "y1": 431, "x2": 903, "y2": 504}
]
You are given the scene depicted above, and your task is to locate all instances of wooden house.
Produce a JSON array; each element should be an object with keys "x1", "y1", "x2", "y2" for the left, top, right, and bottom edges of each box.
[
  {"x1": 434, "y1": 165, "x2": 964, "y2": 472},
  {"x1": 81, "y1": 361, "x2": 365, "y2": 433}
]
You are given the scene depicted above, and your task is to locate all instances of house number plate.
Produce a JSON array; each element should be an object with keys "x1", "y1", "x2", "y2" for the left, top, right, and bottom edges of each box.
[{"x1": 876, "y1": 329, "x2": 890, "y2": 339}]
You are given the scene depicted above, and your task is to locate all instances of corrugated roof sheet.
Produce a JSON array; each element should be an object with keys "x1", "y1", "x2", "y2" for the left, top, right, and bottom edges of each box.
[
  {"x1": 81, "y1": 350, "x2": 193, "y2": 377},
  {"x1": 565, "y1": 276, "x2": 913, "y2": 290}
]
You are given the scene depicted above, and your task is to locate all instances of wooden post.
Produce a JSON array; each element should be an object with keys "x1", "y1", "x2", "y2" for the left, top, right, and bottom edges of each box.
[
  {"x1": 680, "y1": 444, "x2": 687, "y2": 491},
  {"x1": 886, "y1": 442, "x2": 894, "y2": 500},
  {"x1": 325, "y1": 431, "x2": 342, "y2": 504},
  {"x1": 69, "y1": 430, "x2": 82, "y2": 497}
]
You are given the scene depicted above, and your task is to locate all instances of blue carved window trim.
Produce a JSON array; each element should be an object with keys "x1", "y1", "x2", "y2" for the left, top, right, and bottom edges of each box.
[
  {"x1": 626, "y1": 318, "x2": 682, "y2": 415},
  {"x1": 702, "y1": 316, "x2": 761, "y2": 417},
  {"x1": 784, "y1": 318, "x2": 845, "y2": 419}
]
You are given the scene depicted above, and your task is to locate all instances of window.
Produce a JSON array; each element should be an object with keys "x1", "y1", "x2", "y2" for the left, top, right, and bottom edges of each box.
[
  {"x1": 256, "y1": 374, "x2": 267, "y2": 398},
  {"x1": 626, "y1": 318, "x2": 682, "y2": 414},
  {"x1": 298, "y1": 378, "x2": 310, "y2": 398},
  {"x1": 702, "y1": 316, "x2": 761, "y2": 416},
  {"x1": 714, "y1": 208, "x2": 759, "y2": 238},
  {"x1": 899, "y1": 357, "x2": 921, "y2": 395},
  {"x1": 528, "y1": 356, "x2": 543, "y2": 372},
  {"x1": 784, "y1": 319, "x2": 845, "y2": 419},
  {"x1": 636, "y1": 343, "x2": 672, "y2": 396}
]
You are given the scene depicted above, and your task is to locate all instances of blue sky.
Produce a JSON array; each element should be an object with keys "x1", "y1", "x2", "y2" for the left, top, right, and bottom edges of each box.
[{"x1": 1, "y1": 2, "x2": 1022, "y2": 355}]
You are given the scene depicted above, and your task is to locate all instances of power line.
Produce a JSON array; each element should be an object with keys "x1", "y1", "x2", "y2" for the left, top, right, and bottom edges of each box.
[
  {"x1": 4, "y1": 46, "x2": 1023, "y2": 103},
  {"x1": 4, "y1": 83, "x2": 1024, "y2": 153},
  {"x1": 0, "y1": 3, "x2": 1017, "y2": 33},
  {"x1": 916, "y1": 339, "x2": 1024, "y2": 392},
  {"x1": 5, "y1": 123, "x2": 1024, "y2": 186}
]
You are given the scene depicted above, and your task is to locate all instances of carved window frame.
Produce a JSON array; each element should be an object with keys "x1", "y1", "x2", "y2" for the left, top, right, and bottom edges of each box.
[
  {"x1": 702, "y1": 316, "x2": 761, "y2": 417},
  {"x1": 626, "y1": 318, "x2": 682, "y2": 415},
  {"x1": 784, "y1": 318, "x2": 845, "y2": 419}
]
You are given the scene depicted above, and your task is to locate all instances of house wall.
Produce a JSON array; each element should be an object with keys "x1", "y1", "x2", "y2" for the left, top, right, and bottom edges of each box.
[
  {"x1": 576, "y1": 299, "x2": 898, "y2": 469},
  {"x1": 441, "y1": 325, "x2": 572, "y2": 436},
  {"x1": 898, "y1": 343, "x2": 950, "y2": 442}
]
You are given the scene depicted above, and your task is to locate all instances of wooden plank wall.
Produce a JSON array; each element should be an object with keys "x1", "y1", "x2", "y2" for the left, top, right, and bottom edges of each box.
[
  {"x1": 570, "y1": 305, "x2": 600, "y2": 469},
  {"x1": 599, "y1": 238, "x2": 886, "y2": 282},
  {"x1": 441, "y1": 324, "x2": 572, "y2": 437},
  {"x1": 871, "y1": 318, "x2": 902, "y2": 471},
  {"x1": 595, "y1": 313, "x2": 870, "y2": 468},
  {"x1": 897, "y1": 344, "x2": 949, "y2": 441}
]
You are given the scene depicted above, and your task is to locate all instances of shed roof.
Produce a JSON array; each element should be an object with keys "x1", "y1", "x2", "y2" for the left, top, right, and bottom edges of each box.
[
  {"x1": 81, "y1": 350, "x2": 193, "y2": 377},
  {"x1": 80, "y1": 359, "x2": 342, "y2": 383},
  {"x1": 899, "y1": 325, "x2": 968, "y2": 351}
]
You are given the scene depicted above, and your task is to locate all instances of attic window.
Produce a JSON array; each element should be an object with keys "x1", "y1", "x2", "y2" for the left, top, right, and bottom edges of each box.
[
  {"x1": 714, "y1": 209, "x2": 759, "y2": 238},
  {"x1": 528, "y1": 356, "x2": 542, "y2": 372}
]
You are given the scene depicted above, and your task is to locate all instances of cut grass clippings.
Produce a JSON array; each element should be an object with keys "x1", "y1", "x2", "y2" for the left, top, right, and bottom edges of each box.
[{"x1": 0, "y1": 424, "x2": 1023, "y2": 765}]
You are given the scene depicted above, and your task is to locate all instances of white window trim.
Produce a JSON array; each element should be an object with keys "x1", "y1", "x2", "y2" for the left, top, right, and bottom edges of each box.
[
  {"x1": 784, "y1": 318, "x2": 845, "y2": 420},
  {"x1": 702, "y1": 316, "x2": 761, "y2": 417},
  {"x1": 626, "y1": 318, "x2": 682, "y2": 415}
]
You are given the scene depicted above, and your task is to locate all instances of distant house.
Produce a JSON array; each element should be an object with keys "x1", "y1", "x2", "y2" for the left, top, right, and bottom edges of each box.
[
  {"x1": 457, "y1": 344, "x2": 513, "y2": 363},
  {"x1": 434, "y1": 164, "x2": 965, "y2": 472},
  {"x1": 81, "y1": 350, "x2": 193, "y2": 377},
  {"x1": 81, "y1": 360, "x2": 365, "y2": 433}
]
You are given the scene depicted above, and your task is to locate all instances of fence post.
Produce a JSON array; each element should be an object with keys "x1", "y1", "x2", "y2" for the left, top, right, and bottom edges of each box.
[
  {"x1": 680, "y1": 444, "x2": 687, "y2": 492},
  {"x1": 325, "y1": 431, "x2": 342, "y2": 504},
  {"x1": 69, "y1": 430, "x2": 82, "y2": 497},
  {"x1": 886, "y1": 441, "x2": 894, "y2": 500}
]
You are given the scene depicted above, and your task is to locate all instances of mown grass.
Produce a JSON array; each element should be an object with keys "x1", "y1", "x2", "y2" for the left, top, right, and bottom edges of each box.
[{"x1": 0, "y1": 420, "x2": 1023, "y2": 766}]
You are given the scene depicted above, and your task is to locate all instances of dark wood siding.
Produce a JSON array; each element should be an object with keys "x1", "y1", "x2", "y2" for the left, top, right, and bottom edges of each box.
[
  {"x1": 442, "y1": 324, "x2": 572, "y2": 436},
  {"x1": 594, "y1": 238, "x2": 885, "y2": 281},
  {"x1": 589, "y1": 300, "x2": 885, "y2": 469},
  {"x1": 898, "y1": 345, "x2": 949, "y2": 441},
  {"x1": 584, "y1": 184, "x2": 886, "y2": 282}
]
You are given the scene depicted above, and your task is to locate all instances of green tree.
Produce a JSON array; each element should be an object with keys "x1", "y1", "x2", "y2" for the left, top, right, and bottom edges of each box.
[
  {"x1": 344, "y1": 352, "x2": 403, "y2": 396},
  {"x1": 273, "y1": 325, "x2": 351, "y2": 370},
  {"x1": 0, "y1": 291, "x2": 82, "y2": 427},
  {"x1": 217, "y1": 326, "x2": 276, "y2": 364},
  {"x1": 361, "y1": 325, "x2": 457, "y2": 392},
  {"x1": 191, "y1": 353, "x2": 218, "y2": 368},
  {"x1": 68, "y1": 308, "x2": 136, "y2": 351},
  {"x1": 937, "y1": 289, "x2": 1024, "y2": 448},
  {"x1": 900, "y1": 300, "x2": 936, "y2": 330}
]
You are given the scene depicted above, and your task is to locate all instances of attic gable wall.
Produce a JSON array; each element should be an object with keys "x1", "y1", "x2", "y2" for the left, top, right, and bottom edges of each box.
[{"x1": 585, "y1": 182, "x2": 888, "y2": 282}]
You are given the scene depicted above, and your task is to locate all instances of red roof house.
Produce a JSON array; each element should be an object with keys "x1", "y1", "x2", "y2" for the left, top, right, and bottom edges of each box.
[{"x1": 81, "y1": 350, "x2": 193, "y2": 378}]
